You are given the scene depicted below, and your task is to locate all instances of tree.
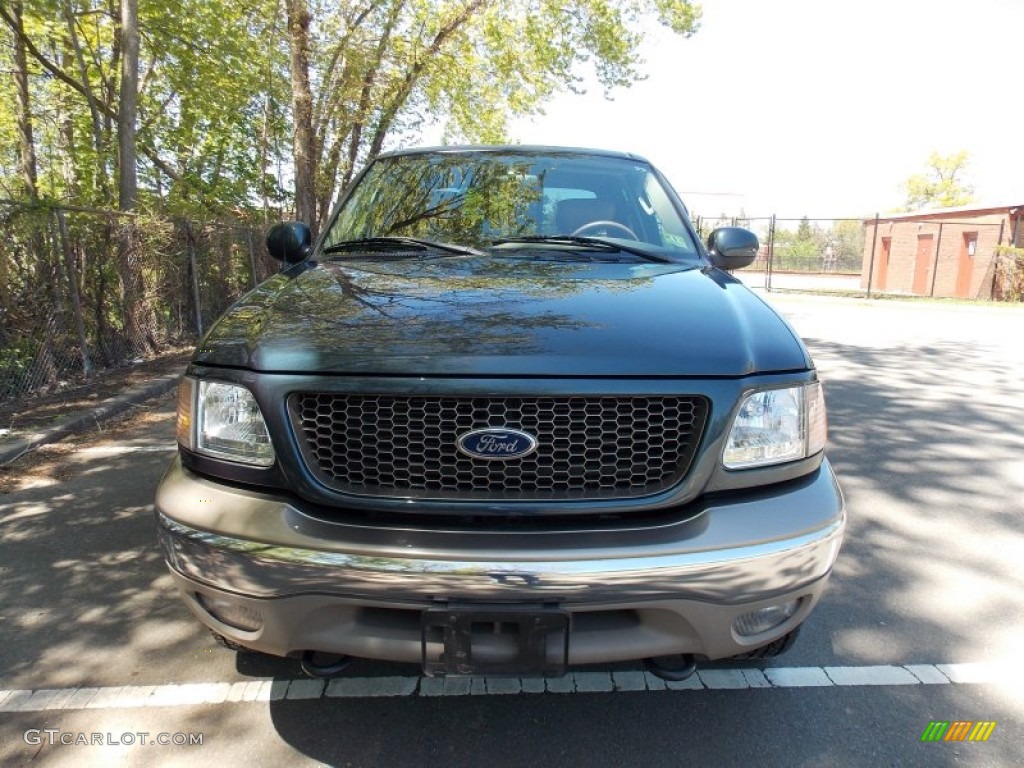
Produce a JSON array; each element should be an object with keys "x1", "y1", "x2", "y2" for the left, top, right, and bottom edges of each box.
[
  {"x1": 0, "y1": 0, "x2": 289, "y2": 213},
  {"x1": 1, "y1": 0, "x2": 701, "y2": 223},
  {"x1": 901, "y1": 150, "x2": 974, "y2": 212},
  {"x1": 284, "y1": 0, "x2": 702, "y2": 233},
  {"x1": 829, "y1": 219, "x2": 865, "y2": 272}
]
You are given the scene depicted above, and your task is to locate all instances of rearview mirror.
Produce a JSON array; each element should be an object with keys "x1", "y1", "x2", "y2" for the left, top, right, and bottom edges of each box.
[
  {"x1": 707, "y1": 227, "x2": 758, "y2": 271},
  {"x1": 266, "y1": 221, "x2": 312, "y2": 263}
]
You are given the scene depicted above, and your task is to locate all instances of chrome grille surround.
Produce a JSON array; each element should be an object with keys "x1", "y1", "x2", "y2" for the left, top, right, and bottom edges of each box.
[{"x1": 290, "y1": 394, "x2": 708, "y2": 500}]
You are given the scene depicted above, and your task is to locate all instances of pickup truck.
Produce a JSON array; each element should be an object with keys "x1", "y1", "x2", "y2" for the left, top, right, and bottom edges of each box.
[{"x1": 156, "y1": 145, "x2": 845, "y2": 680}]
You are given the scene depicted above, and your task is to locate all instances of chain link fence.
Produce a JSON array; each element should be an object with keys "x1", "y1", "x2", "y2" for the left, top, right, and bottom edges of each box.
[
  {"x1": 695, "y1": 213, "x2": 1024, "y2": 299},
  {"x1": 694, "y1": 214, "x2": 866, "y2": 293},
  {"x1": 4, "y1": 203, "x2": 1021, "y2": 406},
  {"x1": 0, "y1": 200, "x2": 278, "y2": 403}
]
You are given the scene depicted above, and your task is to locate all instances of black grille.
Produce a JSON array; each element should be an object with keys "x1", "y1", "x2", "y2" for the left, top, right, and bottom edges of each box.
[{"x1": 290, "y1": 394, "x2": 708, "y2": 500}]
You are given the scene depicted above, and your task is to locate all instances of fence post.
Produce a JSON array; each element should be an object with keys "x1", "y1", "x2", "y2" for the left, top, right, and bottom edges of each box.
[
  {"x1": 766, "y1": 215, "x2": 776, "y2": 291},
  {"x1": 41, "y1": 217, "x2": 66, "y2": 389},
  {"x1": 865, "y1": 213, "x2": 880, "y2": 297},
  {"x1": 55, "y1": 209, "x2": 93, "y2": 379},
  {"x1": 185, "y1": 222, "x2": 204, "y2": 338}
]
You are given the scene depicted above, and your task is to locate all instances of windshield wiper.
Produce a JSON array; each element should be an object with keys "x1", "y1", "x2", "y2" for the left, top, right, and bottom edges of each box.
[
  {"x1": 321, "y1": 236, "x2": 483, "y2": 257},
  {"x1": 491, "y1": 236, "x2": 674, "y2": 264}
]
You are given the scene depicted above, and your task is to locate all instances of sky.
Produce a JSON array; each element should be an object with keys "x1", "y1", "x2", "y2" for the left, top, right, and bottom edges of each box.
[{"x1": 504, "y1": 0, "x2": 1024, "y2": 220}]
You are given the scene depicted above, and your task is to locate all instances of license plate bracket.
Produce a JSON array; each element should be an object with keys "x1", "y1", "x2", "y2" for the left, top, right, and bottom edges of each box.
[{"x1": 421, "y1": 607, "x2": 570, "y2": 678}]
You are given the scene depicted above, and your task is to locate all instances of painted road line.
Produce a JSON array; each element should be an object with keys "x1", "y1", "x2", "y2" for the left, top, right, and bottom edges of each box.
[
  {"x1": 740, "y1": 669, "x2": 773, "y2": 688},
  {"x1": 762, "y1": 667, "x2": 833, "y2": 687},
  {"x1": 697, "y1": 669, "x2": 748, "y2": 690},
  {"x1": 904, "y1": 665, "x2": 951, "y2": 685},
  {"x1": 0, "y1": 662, "x2": 1013, "y2": 711},
  {"x1": 823, "y1": 666, "x2": 920, "y2": 686},
  {"x1": 936, "y1": 663, "x2": 997, "y2": 684}
]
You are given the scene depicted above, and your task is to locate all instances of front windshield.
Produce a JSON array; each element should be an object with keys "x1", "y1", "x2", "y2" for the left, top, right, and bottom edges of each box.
[{"x1": 322, "y1": 150, "x2": 700, "y2": 258}]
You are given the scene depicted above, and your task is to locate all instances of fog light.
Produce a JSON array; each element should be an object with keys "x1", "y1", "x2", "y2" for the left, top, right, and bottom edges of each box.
[
  {"x1": 196, "y1": 593, "x2": 263, "y2": 632},
  {"x1": 733, "y1": 600, "x2": 799, "y2": 637}
]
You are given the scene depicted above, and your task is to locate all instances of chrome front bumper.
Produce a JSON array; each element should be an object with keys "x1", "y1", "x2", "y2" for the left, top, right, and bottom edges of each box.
[{"x1": 156, "y1": 457, "x2": 845, "y2": 662}]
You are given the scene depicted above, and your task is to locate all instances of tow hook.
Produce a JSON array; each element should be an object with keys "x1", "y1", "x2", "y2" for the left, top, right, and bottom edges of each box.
[
  {"x1": 643, "y1": 654, "x2": 697, "y2": 681},
  {"x1": 300, "y1": 650, "x2": 353, "y2": 678}
]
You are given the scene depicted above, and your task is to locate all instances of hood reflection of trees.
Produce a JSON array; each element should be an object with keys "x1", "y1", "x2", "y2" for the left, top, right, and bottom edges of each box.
[{"x1": 290, "y1": 257, "x2": 676, "y2": 357}]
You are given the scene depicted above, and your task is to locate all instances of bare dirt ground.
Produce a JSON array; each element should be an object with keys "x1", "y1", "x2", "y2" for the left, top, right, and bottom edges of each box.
[
  {"x1": 0, "y1": 349, "x2": 190, "y2": 435},
  {"x1": 0, "y1": 350, "x2": 187, "y2": 494}
]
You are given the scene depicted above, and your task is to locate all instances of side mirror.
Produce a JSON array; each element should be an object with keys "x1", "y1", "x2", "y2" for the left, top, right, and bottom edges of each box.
[
  {"x1": 706, "y1": 227, "x2": 758, "y2": 271},
  {"x1": 266, "y1": 221, "x2": 312, "y2": 263}
]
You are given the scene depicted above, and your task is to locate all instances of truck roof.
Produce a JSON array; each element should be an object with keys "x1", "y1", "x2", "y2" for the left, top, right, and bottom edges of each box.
[{"x1": 375, "y1": 144, "x2": 651, "y2": 164}]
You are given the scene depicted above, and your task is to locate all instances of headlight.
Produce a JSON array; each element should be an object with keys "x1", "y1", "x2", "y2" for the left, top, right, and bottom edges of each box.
[
  {"x1": 176, "y1": 378, "x2": 275, "y2": 466},
  {"x1": 723, "y1": 382, "x2": 827, "y2": 469}
]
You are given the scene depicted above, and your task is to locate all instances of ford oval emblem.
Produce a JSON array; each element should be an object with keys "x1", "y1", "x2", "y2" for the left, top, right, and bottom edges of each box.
[{"x1": 457, "y1": 428, "x2": 538, "y2": 460}]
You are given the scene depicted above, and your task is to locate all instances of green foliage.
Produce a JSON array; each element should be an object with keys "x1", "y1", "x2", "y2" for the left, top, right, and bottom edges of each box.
[
  {"x1": 901, "y1": 150, "x2": 975, "y2": 212},
  {"x1": 772, "y1": 227, "x2": 820, "y2": 272},
  {"x1": 1, "y1": 0, "x2": 701, "y2": 218},
  {"x1": 288, "y1": 0, "x2": 702, "y2": 228},
  {"x1": 0, "y1": 0, "x2": 290, "y2": 214},
  {"x1": 830, "y1": 219, "x2": 866, "y2": 269},
  {"x1": 139, "y1": 0, "x2": 291, "y2": 214},
  {"x1": 1, "y1": 0, "x2": 704, "y2": 400},
  {"x1": 771, "y1": 218, "x2": 864, "y2": 273}
]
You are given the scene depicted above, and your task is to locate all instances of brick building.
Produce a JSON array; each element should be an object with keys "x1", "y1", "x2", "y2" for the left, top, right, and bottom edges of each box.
[{"x1": 861, "y1": 204, "x2": 1024, "y2": 298}]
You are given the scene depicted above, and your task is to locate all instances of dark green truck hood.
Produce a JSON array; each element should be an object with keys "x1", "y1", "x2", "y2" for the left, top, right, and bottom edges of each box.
[{"x1": 194, "y1": 257, "x2": 810, "y2": 377}]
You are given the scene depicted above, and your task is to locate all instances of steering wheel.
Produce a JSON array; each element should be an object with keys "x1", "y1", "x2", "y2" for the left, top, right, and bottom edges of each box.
[{"x1": 571, "y1": 221, "x2": 640, "y2": 240}]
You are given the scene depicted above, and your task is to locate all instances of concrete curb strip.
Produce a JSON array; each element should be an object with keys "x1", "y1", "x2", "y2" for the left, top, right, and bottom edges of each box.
[
  {"x1": 0, "y1": 662, "x2": 1011, "y2": 711},
  {"x1": 0, "y1": 371, "x2": 182, "y2": 467}
]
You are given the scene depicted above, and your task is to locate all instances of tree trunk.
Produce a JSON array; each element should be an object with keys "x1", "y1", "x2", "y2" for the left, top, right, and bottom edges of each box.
[
  {"x1": 59, "y1": 45, "x2": 80, "y2": 198},
  {"x1": 11, "y1": 2, "x2": 38, "y2": 199},
  {"x1": 60, "y1": 0, "x2": 111, "y2": 203},
  {"x1": 332, "y1": 4, "x2": 401, "y2": 197},
  {"x1": 116, "y1": 0, "x2": 148, "y2": 355},
  {"x1": 286, "y1": 0, "x2": 317, "y2": 231},
  {"x1": 118, "y1": 0, "x2": 139, "y2": 211},
  {"x1": 1, "y1": 3, "x2": 226, "y2": 213}
]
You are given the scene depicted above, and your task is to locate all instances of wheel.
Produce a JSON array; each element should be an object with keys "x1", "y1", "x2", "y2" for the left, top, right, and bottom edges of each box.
[
  {"x1": 300, "y1": 650, "x2": 353, "y2": 677},
  {"x1": 643, "y1": 654, "x2": 697, "y2": 681},
  {"x1": 571, "y1": 220, "x2": 640, "y2": 240}
]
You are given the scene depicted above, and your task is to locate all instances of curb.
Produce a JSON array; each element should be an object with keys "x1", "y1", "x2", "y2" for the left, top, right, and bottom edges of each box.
[{"x1": 0, "y1": 371, "x2": 182, "y2": 467}]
